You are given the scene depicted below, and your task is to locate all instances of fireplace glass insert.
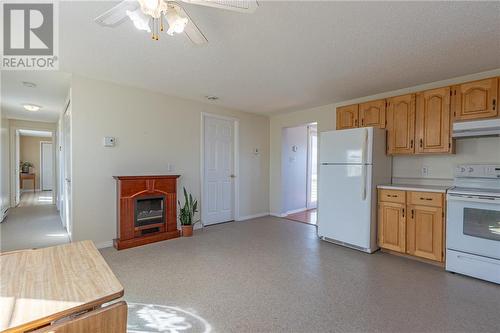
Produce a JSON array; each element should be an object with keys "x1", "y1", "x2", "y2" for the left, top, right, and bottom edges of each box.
[{"x1": 135, "y1": 196, "x2": 165, "y2": 228}]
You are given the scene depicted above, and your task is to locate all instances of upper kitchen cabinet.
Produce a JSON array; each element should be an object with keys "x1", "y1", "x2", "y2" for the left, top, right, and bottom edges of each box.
[
  {"x1": 336, "y1": 104, "x2": 359, "y2": 130},
  {"x1": 452, "y1": 77, "x2": 498, "y2": 121},
  {"x1": 416, "y1": 87, "x2": 453, "y2": 154},
  {"x1": 359, "y1": 99, "x2": 386, "y2": 128},
  {"x1": 386, "y1": 94, "x2": 416, "y2": 155}
]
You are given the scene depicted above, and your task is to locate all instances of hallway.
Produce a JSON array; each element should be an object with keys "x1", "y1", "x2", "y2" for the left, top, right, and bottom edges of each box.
[{"x1": 0, "y1": 192, "x2": 69, "y2": 252}]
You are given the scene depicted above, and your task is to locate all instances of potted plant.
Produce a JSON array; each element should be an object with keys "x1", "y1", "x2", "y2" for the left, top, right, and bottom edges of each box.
[
  {"x1": 178, "y1": 187, "x2": 198, "y2": 237},
  {"x1": 20, "y1": 161, "x2": 33, "y2": 173}
]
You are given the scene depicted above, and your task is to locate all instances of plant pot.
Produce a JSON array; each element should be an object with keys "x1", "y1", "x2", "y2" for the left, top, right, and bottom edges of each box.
[
  {"x1": 181, "y1": 225, "x2": 193, "y2": 237},
  {"x1": 22, "y1": 166, "x2": 29, "y2": 173}
]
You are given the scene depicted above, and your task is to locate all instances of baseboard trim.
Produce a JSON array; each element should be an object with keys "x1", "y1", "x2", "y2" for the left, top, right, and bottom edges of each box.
[
  {"x1": 20, "y1": 188, "x2": 41, "y2": 193},
  {"x1": 236, "y1": 212, "x2": 269, "y2": 221},
  {"x1": 95, "y1": 240, "x2": 113, "y2": 249},
  {"x1": 284, "y1": 207, "x2": 308, "y2": 215},
  {"x1": 270, "y1": 212, "x2": 287, "y2": 218}
]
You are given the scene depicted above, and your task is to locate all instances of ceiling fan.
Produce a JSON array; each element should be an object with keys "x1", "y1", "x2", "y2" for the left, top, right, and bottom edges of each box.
[{"x1": 95, "y1": 0, "x2": 258, "y2": 45}]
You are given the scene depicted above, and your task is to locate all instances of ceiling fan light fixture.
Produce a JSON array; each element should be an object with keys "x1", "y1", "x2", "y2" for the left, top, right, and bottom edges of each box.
[
  {"x1": 166, "y1": 6, "x2": 188, "y2": 35},
  {"x1": 126, "y1": 9, "x2": 151, "y2": 32},
  {"x1": 23, "y1": 104, "x2": 41, "y2": 112},
  {"x1": 138, "y1": 0, "x2": 161, "y2": 16}
]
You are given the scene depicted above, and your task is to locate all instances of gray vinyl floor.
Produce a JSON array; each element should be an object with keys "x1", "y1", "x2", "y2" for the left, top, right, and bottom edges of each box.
[
  {"x1": 0, "y1": 191, "x2": 69, "y2": 252},
  {"x1": 101, "y1": 216, "x2": 500, "y2": 333}
]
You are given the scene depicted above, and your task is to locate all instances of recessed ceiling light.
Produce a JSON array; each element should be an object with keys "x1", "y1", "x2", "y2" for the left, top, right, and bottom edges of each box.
[
  {"x1": 23, "y1": 104, "x2": 41, "y2": 112},
  {"x1": 206, "y1": 95, "x2": 219, "y2": 101},
  {"x1": 22, "y1": 81, "x2": 37, "y2": 88}
]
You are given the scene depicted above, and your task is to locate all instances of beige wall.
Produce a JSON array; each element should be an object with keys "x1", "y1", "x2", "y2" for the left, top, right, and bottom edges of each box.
[
  {"x1": 70, "y1": 75, "x2": 269, "y2": 245},
  {"x1": 19, "y1": 136, "x2": 52, "y2": 190},
  {"x1": 269, "y1": 68, "x2": 500, "y2": 214},
  {"x1": 1, "y1": 116, "x2": 9, "y2": 215}
]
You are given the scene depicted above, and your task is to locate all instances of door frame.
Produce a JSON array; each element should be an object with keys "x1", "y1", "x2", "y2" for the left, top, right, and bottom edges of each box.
[
  {"x1": 39, "y1": 141, "x2": 53, "y2": 191},
  {"x1": 306, "y1": 123, "x2": 318, "y2": 209},
  {"x1": 200, "y1": 112, "x2": 240, "y2": 226},
  {"x1": 9, "y1": 124, "x2": 57, "y2": 207}
]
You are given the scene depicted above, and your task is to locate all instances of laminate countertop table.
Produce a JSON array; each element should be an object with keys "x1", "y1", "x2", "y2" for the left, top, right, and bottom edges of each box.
[{"x1": 0, "y1": 241, "x2": 124, "y2": 332}]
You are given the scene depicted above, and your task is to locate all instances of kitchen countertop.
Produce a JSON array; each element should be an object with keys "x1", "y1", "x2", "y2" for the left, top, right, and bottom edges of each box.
[{"x1": 377, "y1": 184, "x2": 450, "y2": 193}]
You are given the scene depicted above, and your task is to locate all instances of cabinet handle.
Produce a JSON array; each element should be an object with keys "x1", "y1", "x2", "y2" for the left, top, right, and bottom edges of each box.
[
  {"x1": 420, "y1": 197, "x2": 433, "y2": 201},
  {"x1": 361, "y1": 118, "x2": 364, "y2": 126},
  {"x1": 411, "y1": 209, "x2": 414, "y2": 219},
  {"x1": 410, "y1": 139, "x2": 414, "y2": 149},
  {"x1": 419, "y1": 138, "x2": 423, "y2": 148},
  {"x1": 387, "y1": 194, "x2": 398, "y2": 198},
  {"x1": 493, "y1": 99, "x2": 496, "y2": 111},
  {"x1": 402, "y1": 208, "x2": 405, "y2": 218}
]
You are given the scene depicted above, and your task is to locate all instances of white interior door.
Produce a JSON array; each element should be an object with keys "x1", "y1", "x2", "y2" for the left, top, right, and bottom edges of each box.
[
  {"x1": 203, "y1": 116, "x2": 235, "y2": 225},
  {"x1": 63, "y1": 105, "x2": 72, "y2": 237},
  {"x1": 15, "y1": 130, "x2": 20, "y2": 205},
  {"x1": 41, "y1": 142, "x2": 53, "y2": 191}
]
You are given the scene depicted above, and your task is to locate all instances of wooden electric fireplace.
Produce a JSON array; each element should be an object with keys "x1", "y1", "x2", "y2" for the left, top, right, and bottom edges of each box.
[{"x1": 113, "y1": 175, "x2": 181, "y2": 250}]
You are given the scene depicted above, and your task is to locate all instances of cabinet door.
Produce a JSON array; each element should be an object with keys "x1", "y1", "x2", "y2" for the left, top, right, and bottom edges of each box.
[
  {"x1": 359, "y1": 99, "x2": 386, "y2": 128},
  {"x1": 378, "y1": 202, "x2": 406, "y2": 253},
  {"x1": 386, "y1": 94, "x2": 416, "y2": 155},
  {"x1": 453, "y1": 78, "x2": 498, "y2": 121},
  {"x1": 407, "y1": 205, "x2": 443, "y2": 262},
  {"x1": 416, "y1": 87, "x2": 452, "y2": 154},
  {"x1": 336, "y1": 104, "x2": 359, "y2": 130}
]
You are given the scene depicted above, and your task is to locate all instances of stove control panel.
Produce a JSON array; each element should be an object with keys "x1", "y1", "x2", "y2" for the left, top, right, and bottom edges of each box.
[{"x1": 455, "y1": 164, "x2": 500, "y2": 178}]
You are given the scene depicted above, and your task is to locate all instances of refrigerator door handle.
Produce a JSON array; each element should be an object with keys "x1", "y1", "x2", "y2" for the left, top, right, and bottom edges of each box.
[
  {"x1": 361, "y1": 164, "x2": 367, "y2": 201},
  {"x1": 361, "y1": 128, "x2": 368, "y2": 164}
]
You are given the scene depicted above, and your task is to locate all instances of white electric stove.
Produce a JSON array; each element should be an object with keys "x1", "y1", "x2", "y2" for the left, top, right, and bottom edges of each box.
[{"x1": 446, "y1": 164, "x2": 500, "y2": 284}]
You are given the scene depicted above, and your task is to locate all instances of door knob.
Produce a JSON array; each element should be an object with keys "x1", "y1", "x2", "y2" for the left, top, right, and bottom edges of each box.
[{"x1": 230, "y1": 174, "x2": 236, "y2": 178}]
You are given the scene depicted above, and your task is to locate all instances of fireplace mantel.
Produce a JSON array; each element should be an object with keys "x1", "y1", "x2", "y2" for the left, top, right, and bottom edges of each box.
[{"x1": 114, "y1": 175, "x2": 181, "y2": 250}]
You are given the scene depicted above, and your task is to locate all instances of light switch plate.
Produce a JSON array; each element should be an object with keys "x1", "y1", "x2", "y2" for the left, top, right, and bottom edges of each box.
[
  {"x1": 421, "y1": 166, "x2": 429, "y2": 177},
  {"x1": 103, "y1": 137, "x2": 116, "y2": 147}
]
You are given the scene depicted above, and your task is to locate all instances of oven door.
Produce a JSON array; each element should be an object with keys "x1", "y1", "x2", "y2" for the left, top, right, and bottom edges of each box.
[{"x1": 447, "y1": 194, "x2": 500, "y2": 259}]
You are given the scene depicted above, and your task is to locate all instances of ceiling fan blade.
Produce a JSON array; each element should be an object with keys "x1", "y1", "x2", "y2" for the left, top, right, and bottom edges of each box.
[
  {"x1": 180, "y1": 0, "x2": 258, "y2": 13},
  {"x1": 94, "y1": 0, "x2": 140, "y2": 27},
  {"x1": 174, "y1": 4, "x2": 208, "y2": 45}
]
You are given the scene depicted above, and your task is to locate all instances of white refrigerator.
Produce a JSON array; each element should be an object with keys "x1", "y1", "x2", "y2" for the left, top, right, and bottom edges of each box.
[{"x1": 317, "y1": 127, "x2": 391, "y2": 253}]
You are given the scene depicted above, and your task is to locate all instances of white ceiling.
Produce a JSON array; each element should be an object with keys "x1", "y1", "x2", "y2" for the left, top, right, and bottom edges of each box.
[
  {"x1": 18, "y1": 129, "x2": 53, "y2": 137},
  {"x1": 1, "y1": 71, "x2": 71, "y2": 122},
  {"x1": 58, "y1": 1, "x2": 500, "y2": 114},
  {"x1": 2, "y1": 1, "x2": 499, "y2": 119}
]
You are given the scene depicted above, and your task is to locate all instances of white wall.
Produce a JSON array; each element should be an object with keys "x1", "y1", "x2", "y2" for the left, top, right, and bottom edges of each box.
[
  {"x1": 270, "y1": 105, "x2": 336, "y2": 215},
  {"x1": 0, "y1": 116, "x2": 10, "y2": 219},
  {"x1": 282, "y1": 125, "x2": 308, "y2": 213},
  {"x1": 393, "y1": 137, "x2": 500, "y2": 185},
  {"x1": 70, "y1": 75, "x2": 269, "y2": 244},
  {"x1": 269, "y1": 69, "x2": 500, "y2": 214}
]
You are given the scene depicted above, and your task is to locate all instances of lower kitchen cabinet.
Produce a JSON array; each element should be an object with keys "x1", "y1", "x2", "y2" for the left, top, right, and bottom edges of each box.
[
  {"x1": 378, "y1": 201, "x2": 406, "y2": 253},
  {"x1": 378, "y1": 188, "x2": 445, "y2": 263},
  {"x1": 406, "y1": 205, "x2": 444, "y2": 262}
]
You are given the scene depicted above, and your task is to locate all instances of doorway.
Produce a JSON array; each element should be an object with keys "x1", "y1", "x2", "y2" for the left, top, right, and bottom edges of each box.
[
  {"x1": 201, "y1": 113, "x2": 239, "y2": 226},
  {"x1": 282, "y1": 123, "x2": 318, "y2": 225},
  {"x1": 17, "y1": 130, "x2": 54, "y2": 206},
  {"x1": 1, "y1": 127, "x2": 69, "y2": 252}
]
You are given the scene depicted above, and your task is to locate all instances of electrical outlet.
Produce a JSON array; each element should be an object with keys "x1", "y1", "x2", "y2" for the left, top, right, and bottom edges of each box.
[{"x1": 421, "y1": 166, "x2": 429, "y2": 177}]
